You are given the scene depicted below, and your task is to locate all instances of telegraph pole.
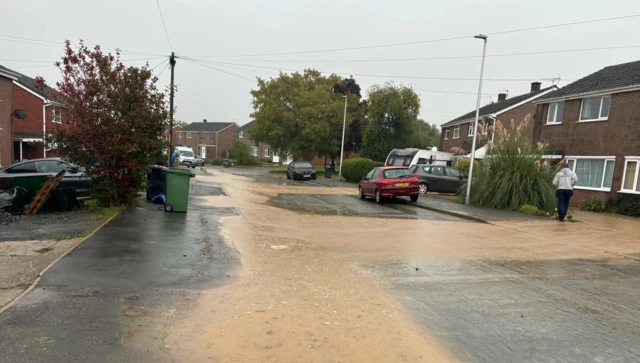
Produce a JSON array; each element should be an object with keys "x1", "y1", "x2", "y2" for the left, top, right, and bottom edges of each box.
[{"x1": 167, "y1": 52, "x2": 176, "y2": 167}]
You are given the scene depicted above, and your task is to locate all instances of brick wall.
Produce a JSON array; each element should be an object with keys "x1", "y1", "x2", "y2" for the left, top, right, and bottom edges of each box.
[
  {"x1": 12, "y1": 84, "x2": 45, "y2": 137},
  {"x1": 535, "y1": 90, "x2": 640, "y2": 204},
  {"x1": 0, "y1": 77, "x2": 12, "y2": 167},
  {"x1": 216, "y1": 124, "x2": 237, "y2": 159},
  {"x1": 237, "y1": 129, "x2": 273, "y2": 162}
]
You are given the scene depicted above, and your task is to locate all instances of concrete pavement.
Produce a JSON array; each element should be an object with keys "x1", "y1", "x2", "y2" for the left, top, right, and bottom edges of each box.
[{"x1": 0, "y1": 176, "x2": 240, "y2": 363}]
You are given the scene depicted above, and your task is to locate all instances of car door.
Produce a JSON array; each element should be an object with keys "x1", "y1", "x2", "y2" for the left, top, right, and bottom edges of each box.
[
  {"x1": 444, "y1": 167, "x2": 463, "y2": 193},
  {"x1": 35, "y1": 160, "x2": 84, "y2": 192},
  {"x1": 428, "y1": 166, "x2": 446, "y2": 192},
  {"x1": 287, "y1": 163, "x2": 293, "y2": 178},
  {"x1": 369, "y1": 169, "x2": 382, "y2": 194},
  {"x1": 362, "y1": 169, "x2": 375, "y2": 195}
]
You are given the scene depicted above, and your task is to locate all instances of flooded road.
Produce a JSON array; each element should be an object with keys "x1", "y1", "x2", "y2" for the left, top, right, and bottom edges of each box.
[{"x1": 169, "y1": 169, "x2": 640, "y2": 362}]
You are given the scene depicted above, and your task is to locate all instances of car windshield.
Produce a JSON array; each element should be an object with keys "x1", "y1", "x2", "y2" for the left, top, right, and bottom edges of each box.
[
  {"x1": 383, "y1": 169, "x2": 413, "y2": 178},
  {"x1": 295, "y1": 162, "x2": 313, "y2": 168},
  {"x1": 179, "y1": 151, "x2": 194, "y2": 157}
]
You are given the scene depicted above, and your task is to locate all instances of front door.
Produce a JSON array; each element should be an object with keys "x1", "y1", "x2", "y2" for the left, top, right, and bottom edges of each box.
[
  {"x1": 272, "y1": 149, "x2": 280, "y2": 163},
  {"x1": 200, "y1": 146, "x2": 207, "y2": 159}
]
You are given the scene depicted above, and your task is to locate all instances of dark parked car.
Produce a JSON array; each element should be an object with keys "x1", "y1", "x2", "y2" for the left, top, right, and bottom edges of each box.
[
  {"x1": 192, "y1": 155, "x2": 205, "y2": 167},
  {"x1": 0, "y1": 158, "x2": 91, "y2": 198},
  {"x1": 359, "y1": 166, "x2": 419, "y2": 203},
  {"x1": 409, "y1": 164, "x2": 467, "y2": 194},
  {"x1": 287, "y1": 161, "x2": 317, "y2": 180}
]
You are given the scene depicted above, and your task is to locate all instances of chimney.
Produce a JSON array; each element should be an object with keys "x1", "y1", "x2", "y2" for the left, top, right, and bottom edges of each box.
[
  {"x1": 530, "y1": 82, "x2": 541, "y2": 92},
  {"x1": 203, "y1": 119, "x2": 207, "y2": 123},
  {"x1": 498, "y1": 93, "x2": 507, "y2": 102}
]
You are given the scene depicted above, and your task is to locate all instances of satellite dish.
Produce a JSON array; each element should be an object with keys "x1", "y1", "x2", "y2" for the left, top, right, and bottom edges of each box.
[{"x1": 12, "y1": 109, "x2": 27, "y2": 120}]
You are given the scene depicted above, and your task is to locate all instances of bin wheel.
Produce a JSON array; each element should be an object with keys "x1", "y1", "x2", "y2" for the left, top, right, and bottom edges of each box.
[{"x1": 165, "y1": 204, "x2": 173, "y2": 212}]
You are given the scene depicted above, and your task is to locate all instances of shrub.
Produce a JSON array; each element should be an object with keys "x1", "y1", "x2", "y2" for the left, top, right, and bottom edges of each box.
[
  {"x1": 616, "y1": 193, "x2": 640, "y2": 217},
  {"x1": 207, "y1": 158, "x2": 224, "y2": 166},
  {"x1": 230, "y1": 142, "x2": 257, "y2": 166},
  {"x1": 519, "y1": 204, "x2": 548, "y2": 216},
  {"x1": 579, "y1": 196, "x2": 608, "y2": 212},
  {"x1": 455, "y1": 158, "x2": 479, "y2": 175},
  {"x1": 458, "y1": 115, "x2": 557, "y2": 212},
  {"x1": 341, "y1": 158, "x2": 376, "y2": 182}
]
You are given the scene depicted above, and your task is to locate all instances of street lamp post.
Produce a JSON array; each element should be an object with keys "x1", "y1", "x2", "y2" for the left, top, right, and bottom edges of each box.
[
  {"x1": 338, "y1": 95, "x2": 347, "y2": 181},
  {"x1": 465, "y1": 34, "x2": 488, "y2": 205}
]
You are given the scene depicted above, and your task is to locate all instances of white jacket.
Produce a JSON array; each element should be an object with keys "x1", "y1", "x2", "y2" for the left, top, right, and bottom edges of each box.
[{"x1": 553, "y1": 168, "x2": 578, "y2": 190}]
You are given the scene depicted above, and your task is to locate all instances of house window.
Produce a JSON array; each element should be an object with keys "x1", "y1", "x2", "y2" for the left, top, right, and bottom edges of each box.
[
  {"x1": 565, "y1": 157, "x2": 615, "y2": 191},
  {"x1": 186, "y1": 132, "x2": 192, "y2": 138},
  {"x1": 444, "y1": 128, "x2": 449, "y2": 140},
  {"x1": 264, "y1": 148, "x2": 270, "y2": 157},
  {"x1": 580, "y1": 96, "x2": 610, "y2": 122},
  {"x1": 52, "y1": 108, "x2": 62, "y2": 124},
  {"x1": 178, "y1": 132, "x2": 183, "y2": 138},
  {"x1": 239, "y1": 131, "x2": 244, "y2": 139},
  {"x1": 621, "y1": 158, "x2": 640, "y2": 193},
  {"x1": 468, "y1": 122, "x2": 474, "y2": 137},
  {"x1": 200, "y1": 133, "x2": 205, "y2": 139},
  {"x1": 249, "y1": 146, "x2": 258, "y2": 157},
  {"x1": 481, "y1": 120, "x2": 488, "y2": 135},
  {"x1": 452, "y1": 125, "x2": 460, "y2": 139},
  {"x1": 274, "y1": 150, "x2": 279, "y2": 157},
  {"x1": 547, "y1": 102, "x2": 564, "y2": 124},
  {"x1": 210, "y1": 133, "x2": 215, "y2": 139}
]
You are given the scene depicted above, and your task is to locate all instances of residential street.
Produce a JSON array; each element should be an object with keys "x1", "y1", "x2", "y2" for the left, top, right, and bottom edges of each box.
[{"x1": 1, "y1": 167, "x2": 640, "y2": 362}]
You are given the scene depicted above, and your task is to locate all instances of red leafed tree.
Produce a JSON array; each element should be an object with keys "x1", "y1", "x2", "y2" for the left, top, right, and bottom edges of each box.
[{"x1": 37, "y1": 41, "x2": 168, "y2": 206}]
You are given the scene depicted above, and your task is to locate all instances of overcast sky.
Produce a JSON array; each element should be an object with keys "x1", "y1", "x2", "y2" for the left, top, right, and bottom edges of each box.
[{"x1": 2, "y1": 0, "x2": 640, "y2": 127}]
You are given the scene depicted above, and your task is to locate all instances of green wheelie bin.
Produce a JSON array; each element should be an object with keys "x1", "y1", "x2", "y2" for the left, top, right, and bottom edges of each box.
[{"x1": 163, "y1": 168, "x2": 194, "y2": 212}]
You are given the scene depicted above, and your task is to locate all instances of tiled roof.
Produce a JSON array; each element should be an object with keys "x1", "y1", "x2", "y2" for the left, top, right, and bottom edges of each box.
[
  {"x1": 0, "y1": 64, "x2": 53, "y2": 97},
  {"x1": 441, "y1": 86, "x2": 555, "y2": 128},
  {"x1": 180, "y1": 122, "x2": 234, "y2": 132},
  {"x1": 538, "y1": 60, "x2": 640, "y2": 101},
  {"x1": 238, "y1": 121, "x2": 255, "y2": 131}
]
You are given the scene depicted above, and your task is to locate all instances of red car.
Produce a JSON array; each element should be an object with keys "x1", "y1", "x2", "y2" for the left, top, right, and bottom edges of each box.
[{"x1": 359, "y1": 166, "x2": 420, "y2": 203}]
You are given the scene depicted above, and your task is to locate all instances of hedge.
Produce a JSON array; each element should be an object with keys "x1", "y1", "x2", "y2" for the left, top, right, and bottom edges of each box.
[
  {"x1": 341, "y1": 158, "x2": 376, "y2": 182},
  {"x1": 616, "y1": 193, "x2": 640, "y2": 217}
]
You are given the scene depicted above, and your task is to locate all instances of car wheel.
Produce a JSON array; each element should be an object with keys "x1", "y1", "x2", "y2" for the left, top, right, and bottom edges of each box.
[
  {"x1": 419, "y1": 183, "x2": 428, "y2": 195},
  {"x1": 410, "y1": 195, "x2": 419, "y2": 202},
  {"x1": 359, "y1": 186, "x2": 365, "y2": 200},
  {"x1": 375, "y1": 189, "x2": 382, "y2": 204},
  {"x1": 164, "y1": 204, "x2": 173, "y2": 212}
]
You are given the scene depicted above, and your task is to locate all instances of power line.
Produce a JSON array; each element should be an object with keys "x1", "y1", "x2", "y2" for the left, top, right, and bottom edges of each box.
[
  {"x1": 183, "y1": 59, "x2": 255, "y2": 82},
  {"x1": 157, "y1": 61, "x2": 171, "y2": 78},
  {"x1": 0, "y1": 56, "x2": 167, "y2": 64},
  {"x1": 187, "y1": 14, "x2": 640, "y2": 58},
  {"x1": 150, "y1": 58, "x2": 169, "y2": 71},
  {"x1": 187, "y1": 44, "x2": 640, "y2": 64},
  {"x1": 155, "y1": 0, "x2": 173, "y2": 51},
  {"x1": 184, "y1": 58, "x2": 553, "y2": 82}
]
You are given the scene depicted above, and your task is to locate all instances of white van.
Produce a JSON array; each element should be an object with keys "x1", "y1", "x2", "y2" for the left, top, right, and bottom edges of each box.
[
  {"x1": 175, "y1": 146, "x2": 195, "y2": 167},
  {"x1": 385, "y1": 148, "x2": 455, "y2": 167}
]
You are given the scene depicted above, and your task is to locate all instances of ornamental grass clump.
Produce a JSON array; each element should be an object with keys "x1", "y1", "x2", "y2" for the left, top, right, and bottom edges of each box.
[{"x1": 459, "y1": 114, "x2": 557, "y2": 212}]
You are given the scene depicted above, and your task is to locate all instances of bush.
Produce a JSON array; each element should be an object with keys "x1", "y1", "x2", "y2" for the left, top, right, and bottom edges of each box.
[
  {"x1": 458, "y1": 115, "x2": 557, "y2": 212},
  {"x1": 579, "y1": 196, "x2": 608, "y2": 212},
  {"x1": 455, "y1": 158, "x2": 479, "y2": 175},
  {"x1": 207, "y1": 158, "x2": 224, "y2": 166},
  {"x1": 519, "y1": 204, "x2": 548, "y2": 216},
  {"x1": 616, "y1": 193, "x2": 640, "y2": 217},
  {"x1": 230, "y1": 142, "x2": 258, "y2": 166},
  {"x1": 341, "y1": 158, "x2": 376, "y2": 182}
]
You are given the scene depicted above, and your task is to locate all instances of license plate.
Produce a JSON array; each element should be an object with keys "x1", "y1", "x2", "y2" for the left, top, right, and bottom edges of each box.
[
  {"x1": 395, "y1": 183, "x2": 409, "y2": 187},
  {"x1": 304, "y1": 175, "x2": 311, "y2": 178}
]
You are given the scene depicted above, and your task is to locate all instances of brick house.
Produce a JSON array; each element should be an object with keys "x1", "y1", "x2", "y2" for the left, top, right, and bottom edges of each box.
[
  {"x1": 0, "y1": 65, "x2": 62, "y2": 167},
  {"x1": 176, "y1": 121, "x2": 237, "y2": 159},
  {"x1": 163, "y1": 124, "x2": 182, "y2": 145},
  {"x1": 0, "y1": 68, "x2": 15, "y2": 167},
  {"x1": 533, "y1": 60, "x2": 640, "y2": 204},
  {"x1": 236, "y1": 121, "x2": 279, "y2": 163},
  {"x1": 440, "y1": 82, "x2": 556, "y2": 157}
]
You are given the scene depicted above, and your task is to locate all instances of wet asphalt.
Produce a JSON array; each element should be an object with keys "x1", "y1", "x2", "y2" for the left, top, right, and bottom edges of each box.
[{"x1": 0, "y1": 174, "x2": 239, "y2": 363}]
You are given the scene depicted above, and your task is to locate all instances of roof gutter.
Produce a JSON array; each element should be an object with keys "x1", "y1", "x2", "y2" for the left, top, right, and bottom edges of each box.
[{"x1": 535, "y1": 85, "x2": 640, "y2": 104}]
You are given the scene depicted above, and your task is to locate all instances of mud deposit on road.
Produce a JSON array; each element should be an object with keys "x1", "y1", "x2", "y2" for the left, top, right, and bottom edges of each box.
[{"x1": 168, "y1": 173, "x2": 458, "y2": 362}]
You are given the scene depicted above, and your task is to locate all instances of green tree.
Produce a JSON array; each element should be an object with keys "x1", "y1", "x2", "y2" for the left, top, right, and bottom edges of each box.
[
  {"x1": 333, "y1": 76, "x2": 367, "y2": 154},
  {"x1": 361, "y1": 83, "x2": 421, "y2": 162},
  {"x1": 250, "y1": 69, "x2": 358, "y2": 162},
  {"x1": 408, "y1": 119, "x2": 440, "y2": 149},
  {"x1": 230, "y1": 142, "x2": 255, "y2": 165}
]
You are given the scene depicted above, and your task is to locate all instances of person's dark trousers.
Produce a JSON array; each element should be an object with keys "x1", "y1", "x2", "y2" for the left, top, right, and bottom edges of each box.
[{"x1": 556, "y1": 189, "x2": 573, "y2": 221}]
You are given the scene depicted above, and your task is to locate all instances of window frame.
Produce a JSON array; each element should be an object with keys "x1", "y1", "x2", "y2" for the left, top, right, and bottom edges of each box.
[
  {"x1": 200, "y1": 132, "x2": 205, "y2": 139},
  {"x1": 177, "y1": 132, "x2": 183, "y2": 139},
  {"x1": 186, "y1": 132, "x2": 192, "y2": 139},
  {"x1": 452, "y1": 125, "x2": 460, "y2": 139},
  {"x1": 238, "y1": 131, "x2": 244, "y2": 139},
  {"x1": 546, "y1": 102, "x2": 564, "y2": 124},
  {"x1": 481, "y1": 120, "x2": 488, "y2": 135},
  {"x1": 444, "y1": 128, "x2": 449, "y2": 140},
  {"x1": 249, "y1": 146, "x2": 258, "y2": 157},
  {"x1": 579, "y1": 96, "x2": 611, "y2": 122},
  {"x1": 620, "y1": 157, "x2": 640, "y2": 194},
  {"x1": 467, "y1": 122, "x2": 474, "y2": 137},
  {"x1": 52, "y1": 107, "x2": 62, "y2": 124},
  {"x1": 564, "y1": 156, "x2": 615, "y2": 191},
  {"x1": 264, "y1": 148, "x2": 270, "y2": 157}
]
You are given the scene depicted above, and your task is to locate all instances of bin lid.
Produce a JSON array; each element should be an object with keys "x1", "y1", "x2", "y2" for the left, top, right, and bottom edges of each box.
[{"x1": 163, "y1": 168, "x2": 195, "y2": 176}]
